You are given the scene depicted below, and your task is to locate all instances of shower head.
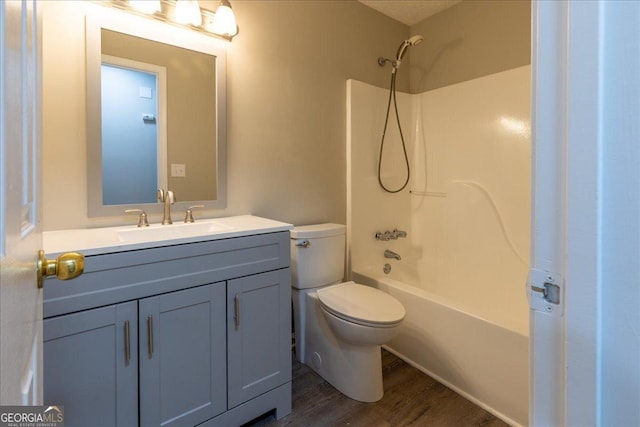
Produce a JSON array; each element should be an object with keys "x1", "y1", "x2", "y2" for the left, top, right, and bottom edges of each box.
[
  {"x1": 377, "y1": 35, "x2": 424, "y2": 72},
  {"x1": 396, "y1": 35, "x2": 424, "y2": 62}
]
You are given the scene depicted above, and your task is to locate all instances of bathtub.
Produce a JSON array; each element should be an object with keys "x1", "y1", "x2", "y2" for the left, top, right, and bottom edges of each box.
[{"x1": 352, "y1": 267, "x2": 529, "y2": 427}]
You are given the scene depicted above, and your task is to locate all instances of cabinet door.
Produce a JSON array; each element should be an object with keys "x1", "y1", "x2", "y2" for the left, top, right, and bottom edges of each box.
[
  {"x1": 227, "y1": 269, "x2": 292, "y2": 408},
  {"x1": 44, "y1": 302, "x2": 138, "y2": 427},
  {"x1": 139, "y1": 283, "x2": 226, "y2": 427}
]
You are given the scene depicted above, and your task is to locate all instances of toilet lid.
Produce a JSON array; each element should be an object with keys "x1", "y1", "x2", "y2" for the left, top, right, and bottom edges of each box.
[{"x1": 317, "y1": 281, "x2": 405, "y2": 327}]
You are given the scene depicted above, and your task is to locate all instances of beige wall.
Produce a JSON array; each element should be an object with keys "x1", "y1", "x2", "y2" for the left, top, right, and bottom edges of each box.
[
  {"x1": 42, "y1": 0, "x2": 408, "y2": 230},
  {"x1": 207, "y1": 0, "x2": 410, "y2": 225},
  {"x1": 409, "y1": 0, "x2": 531, "y2": 93},
  {"x1": 42, "y1": 0, "x2": 530, "y2": 231}
]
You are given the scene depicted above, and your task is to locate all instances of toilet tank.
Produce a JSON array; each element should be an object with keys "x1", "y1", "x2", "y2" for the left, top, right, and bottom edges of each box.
[{"x1": 290, "y1": 223, "x2": 346, "y2": 289}]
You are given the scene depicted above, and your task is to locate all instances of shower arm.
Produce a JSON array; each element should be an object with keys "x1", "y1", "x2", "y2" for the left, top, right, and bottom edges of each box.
[{"x1": 377, "y1": 57, "x2": 400, "y2": 70}]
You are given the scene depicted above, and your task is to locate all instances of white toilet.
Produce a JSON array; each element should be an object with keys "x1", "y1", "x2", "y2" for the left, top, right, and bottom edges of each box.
[{"x1": 290, "y1": 223, "x2": 405, "y2": 402}]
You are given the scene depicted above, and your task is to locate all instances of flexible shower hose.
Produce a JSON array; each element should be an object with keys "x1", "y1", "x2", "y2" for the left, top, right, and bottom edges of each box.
[{"x1": 377, "y1": 70, "x2": 411, "y2": 193}]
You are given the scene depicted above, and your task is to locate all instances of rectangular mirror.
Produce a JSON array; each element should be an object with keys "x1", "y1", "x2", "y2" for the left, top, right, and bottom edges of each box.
[{"x1": 86, "y1": 9, "x2": 227, "y2": 217}]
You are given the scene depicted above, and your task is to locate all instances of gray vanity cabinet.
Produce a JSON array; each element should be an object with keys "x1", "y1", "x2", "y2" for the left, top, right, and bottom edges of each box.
[
  {"x1": 227, "y1": 270, "x2": 292, "y2": 408},
  {"x1": 43, "y1": 230, "x2": 292, "y2": 427},
  {"x1": 44, "y1": 302, "x2": 139, "y2": 427},
  {"x1": 139, "y1": 283, "x2": 227, "y2": 427},
  {"x1": 44, "y1": 284, "x2": 226, "y2": 427}
]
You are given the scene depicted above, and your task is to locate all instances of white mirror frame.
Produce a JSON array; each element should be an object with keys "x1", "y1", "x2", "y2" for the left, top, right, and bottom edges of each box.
[{"x1": 85, "y1": 7, "x2": 227, "y2": 217}]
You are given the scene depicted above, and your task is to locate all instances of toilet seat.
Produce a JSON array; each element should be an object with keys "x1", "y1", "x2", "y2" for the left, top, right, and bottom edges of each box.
[{"x1": 317, "y1": 281, "x2": 405, "y2": 328}]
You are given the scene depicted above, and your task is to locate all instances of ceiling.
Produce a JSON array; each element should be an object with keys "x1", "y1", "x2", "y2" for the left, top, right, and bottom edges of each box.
[{"x1": 358, "y1": 0, "x2": 462, "y2": 26}]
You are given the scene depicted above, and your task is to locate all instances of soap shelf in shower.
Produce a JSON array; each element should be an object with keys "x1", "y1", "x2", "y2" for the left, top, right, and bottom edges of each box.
[{"x1": 409, "y1": 190, "x2": 447, "y2": 197}]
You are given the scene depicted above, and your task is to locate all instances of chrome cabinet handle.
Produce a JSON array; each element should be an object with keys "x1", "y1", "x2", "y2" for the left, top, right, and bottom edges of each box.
[
  {"x1": 147, "y1": 316, "x2": 154, "y2": 358},
  {"x1": 234, "y1": 295, "x2": 240, "y2": 330},
  {"x1": 124, "y1": 320, "x2": 131, "y2": 365}
]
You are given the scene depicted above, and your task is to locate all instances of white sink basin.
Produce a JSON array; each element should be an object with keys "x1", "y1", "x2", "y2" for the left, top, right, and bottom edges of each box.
[
  {"x1": 117, "y1": 220, "x2": 233, "y2": 243},
  {"x1": 44, "y1": 215, "x2": 293, "y2": 256}
]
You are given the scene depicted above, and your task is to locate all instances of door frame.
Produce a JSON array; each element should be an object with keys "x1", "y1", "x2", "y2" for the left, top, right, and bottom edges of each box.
[{"x1": 530, "y1": 0, "x2": 640, "y2": 425}]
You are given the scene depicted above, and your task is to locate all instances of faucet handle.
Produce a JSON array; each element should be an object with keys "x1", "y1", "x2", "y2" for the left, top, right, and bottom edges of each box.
[
  {"x1": 375, "y1": 231, "x2": 390, "y2": 241},
  {"x1": 125, "y1": 209, "x2": 150, "y2": 227},
  {"x1": 184, "y1": 205, "x2": 204, "y2": 223},
  {"x1": 393, "y1": 229, "x2": 407, "y2": 238}
]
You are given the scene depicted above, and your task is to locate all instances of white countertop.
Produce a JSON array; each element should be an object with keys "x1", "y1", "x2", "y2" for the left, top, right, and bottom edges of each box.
[{"x1": 44, "y1": 215, "x2": 293, "y2": 256}]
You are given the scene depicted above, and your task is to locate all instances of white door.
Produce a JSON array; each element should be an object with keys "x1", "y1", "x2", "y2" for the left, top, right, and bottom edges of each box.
[
  {"x1": 0, "y1": 0, "x2": 43, "y2": 404},
  {"x1": 530, "y1": 1, "x2": 640, "y2": 425}
]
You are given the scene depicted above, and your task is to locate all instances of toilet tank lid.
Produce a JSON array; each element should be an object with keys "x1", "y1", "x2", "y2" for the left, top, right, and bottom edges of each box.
[{"x1": 290, "y1": 223, "x2": 346, "y2": 239}]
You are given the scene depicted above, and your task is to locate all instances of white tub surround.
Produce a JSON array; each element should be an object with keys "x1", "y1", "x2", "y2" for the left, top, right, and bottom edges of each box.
[{"x1": 347, "y1": 66, "x2": 531, "y2": 426}]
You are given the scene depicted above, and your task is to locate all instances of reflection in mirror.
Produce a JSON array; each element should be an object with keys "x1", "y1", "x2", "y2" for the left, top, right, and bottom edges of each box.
[
  {"x1": 101, "y1": 54, "x2": 166, "y2": 204},
  {"x1": 86, "y1": 9, "x2": 227, "y2": 217}
]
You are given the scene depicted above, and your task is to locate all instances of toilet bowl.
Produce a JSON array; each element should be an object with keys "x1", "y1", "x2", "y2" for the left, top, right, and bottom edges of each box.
[
  {"x1": 290, "y1": 224, "x2": 405, "y2": 402},
  {"x1": 318, "y1": 281, "x2": 404, "y2": 345}
]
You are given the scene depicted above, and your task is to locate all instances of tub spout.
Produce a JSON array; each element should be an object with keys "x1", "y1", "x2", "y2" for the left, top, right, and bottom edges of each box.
[{"x1": 384, "y1": 249, "x2": 401, "y2": 260}]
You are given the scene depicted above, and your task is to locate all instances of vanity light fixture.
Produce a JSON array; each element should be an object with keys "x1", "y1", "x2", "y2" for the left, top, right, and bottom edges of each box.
[
  {"x1": 107, "y1": 0, "x2": 239, "y2": 41},
  {"x1": 210, "y1": 0, "x2": 238, "y2": 38}
]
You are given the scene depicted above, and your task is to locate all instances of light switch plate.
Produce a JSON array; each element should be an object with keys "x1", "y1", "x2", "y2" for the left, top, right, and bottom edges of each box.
[{"x1": 171, "y1": 164, "x2": 186, "y2": 177}]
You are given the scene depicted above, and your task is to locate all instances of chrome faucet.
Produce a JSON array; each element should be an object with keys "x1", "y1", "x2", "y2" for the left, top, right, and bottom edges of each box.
[
  {"x1": 384, "y1": 249, "x2": 402, "y2": 260},
  {"x1": 157, "y1": 189, "x2": 175, "y2": 225}
]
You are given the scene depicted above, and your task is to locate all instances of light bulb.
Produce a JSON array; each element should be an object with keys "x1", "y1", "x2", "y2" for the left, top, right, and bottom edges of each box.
[
  {"x1": 129, "y1": 0, "x2": 161, "y2": 14},
  {"x1": 175, "y1": 0, "x2": 202, "y2": 26},
  {"x1": 211, "y1": 0, "x2": 238, "y2": 37}
]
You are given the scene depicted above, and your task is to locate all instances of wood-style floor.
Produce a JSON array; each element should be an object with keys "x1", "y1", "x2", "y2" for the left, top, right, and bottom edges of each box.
[{"x1": 246, "y1": 350, "x2": 509, "y2": 427}]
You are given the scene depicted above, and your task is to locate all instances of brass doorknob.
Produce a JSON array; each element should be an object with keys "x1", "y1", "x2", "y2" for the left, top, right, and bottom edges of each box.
[{"x1": 37, "y1": 250, "x2": 85, "y2": 289}]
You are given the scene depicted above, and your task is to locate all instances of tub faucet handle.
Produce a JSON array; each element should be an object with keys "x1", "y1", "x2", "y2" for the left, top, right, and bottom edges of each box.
[
  {"x1": 375, "y1": 231, "x2": 393, "y2": 241},
  {"x1": 393, "y1": 229, "x2": 407, "y2": 238},
  {"x1": 376, "y1": 229, "x2": 406, "y2": 240}
]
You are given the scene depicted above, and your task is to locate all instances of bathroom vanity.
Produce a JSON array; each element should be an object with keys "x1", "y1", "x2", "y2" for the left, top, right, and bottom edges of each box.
[{"x1": 43, "y1": 216, "x2": 292, "y2": 427}]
